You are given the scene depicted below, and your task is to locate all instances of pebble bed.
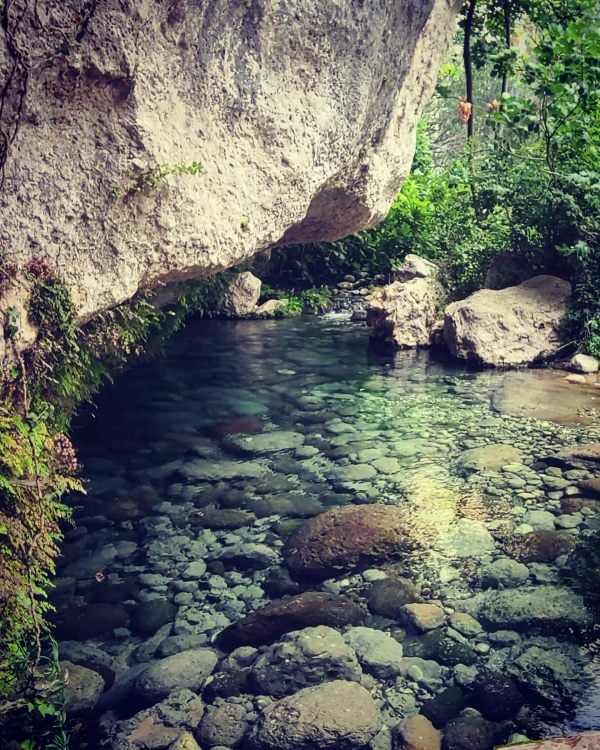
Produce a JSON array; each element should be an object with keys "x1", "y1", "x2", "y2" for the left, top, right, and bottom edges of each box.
[{"x1": 53, "y1": 316, "x2": 600, "y2": 750}]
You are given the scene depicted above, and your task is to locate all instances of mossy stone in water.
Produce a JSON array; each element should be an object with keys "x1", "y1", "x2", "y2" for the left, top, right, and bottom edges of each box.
[
  {"x1": 402, "y1": 629, "x2": 446, "y2": 659},
  {"x1": 509, "y1": 530, "x2": 577, "y2": 563},
  {"x1": 132, "y1": 599, "x2": 177, "y2": 637},
  {"x1": 420, "y1": 686, "x2": 464, "y2": 729},
  {"x1": 436, "y1": 638, "x2": 478, "y2": 667},
  {"x1": 367, "y1": 577, "x2": 421, "y2": 618},
  {"x1": 442, "y1": 715, "x2": 496, "y2": 750}
]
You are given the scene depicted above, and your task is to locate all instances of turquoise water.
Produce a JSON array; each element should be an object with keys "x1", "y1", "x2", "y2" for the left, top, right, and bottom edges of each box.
[{"x1": 56, "y1": 317, "x2": 600, "y2": 747}]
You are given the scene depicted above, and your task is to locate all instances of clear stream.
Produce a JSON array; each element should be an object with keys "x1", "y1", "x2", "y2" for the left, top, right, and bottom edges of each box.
[{"x1": 54, "y1": 316, "x2": 600, "y2": 748}]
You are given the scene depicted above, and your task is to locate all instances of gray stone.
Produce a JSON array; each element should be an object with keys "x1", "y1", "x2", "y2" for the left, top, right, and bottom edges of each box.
[
  {"x1": 198, "y1": 702, "x2": 249, "y2": 747},
  {"x1": 343, "y1": 626, "x2": 404, "y2": 678},
  {"x1": 250, "y1": 626, "x2": 362, "y2": 697},
  {"x1": 479, "y1": 558, "x2": 530, "y2": 589},
  {"x1": 135, "y1": 648, "x2": 218, "y2": 703},
  {"x1": 471, "y1": 586, "x2": 592, "y2": 632},
  {"x1": 224, "y1": 430, "x2": 305, "y2": 455},
  {"x1": 457, "y1": 444, "x2": 522, "y2": 472},
  {"x1": 61, "y1": 661, "x2": 104, "y2": 716},
  {"x1": 524, "y1": 510, "x2": 556, "y2": 531},
  {"x1": 250, "y1": 680, "x2": 382, "y2": 750},
  {"x1": 507, "y1": 644, "x2": 586, "y2": 704}
]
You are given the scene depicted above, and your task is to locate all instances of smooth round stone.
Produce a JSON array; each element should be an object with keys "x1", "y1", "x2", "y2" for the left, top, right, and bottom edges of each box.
[
  {"x1": 363, "y1": 569, "x2": 388, "y2": 582},
  {"x1": 524, "y1": 510, "x2": 556, "y2": 531},
  {"x1": 555, "y1": 513, "x2": 582, "y2": 529}
]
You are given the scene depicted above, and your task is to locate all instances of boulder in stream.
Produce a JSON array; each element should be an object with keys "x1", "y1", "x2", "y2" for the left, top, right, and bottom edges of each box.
[
  {"x1": 216, "y1": 591, "x2": 366, "y2": 650},
  {"x1": 443, "y1": 275, "x2": 571, "y2": 366},
  {"x1": 283, "y1": 504, "x2": 419, "y2": 580}
]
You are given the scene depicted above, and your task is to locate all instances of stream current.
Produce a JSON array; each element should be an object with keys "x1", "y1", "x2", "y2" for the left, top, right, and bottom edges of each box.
[{"x1": 54, "y1": 316, "x2": 600, "y2": 748}]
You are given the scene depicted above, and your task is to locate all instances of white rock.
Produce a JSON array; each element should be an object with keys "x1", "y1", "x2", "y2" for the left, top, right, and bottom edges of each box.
[
  {"x1": 570, "y1": 353, "x2": 599, "y2": 373},
  {"x1": 443, "y1": 276, "x2": 571, "y2": 366}
]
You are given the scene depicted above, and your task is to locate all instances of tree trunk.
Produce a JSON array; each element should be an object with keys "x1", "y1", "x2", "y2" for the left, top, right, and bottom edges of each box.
[
  {"x1": 463, "y1": 0, "x2": 477, "y2": 138},
  {"x1": 501, "y1": 0, "x2": 511, "y2": 94}
]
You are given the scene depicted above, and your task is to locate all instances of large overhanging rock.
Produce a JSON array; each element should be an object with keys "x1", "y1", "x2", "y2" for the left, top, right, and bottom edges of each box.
[
  {"x1": 443, "y1": 275, "x2": 572, "y2": 367},
  {"x1": 0, "y1": 0, "x2": 460, "y2": 344}
]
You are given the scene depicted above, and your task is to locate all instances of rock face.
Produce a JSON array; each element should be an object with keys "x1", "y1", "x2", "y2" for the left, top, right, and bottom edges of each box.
[
  {"x1": 0, "y1": 0, "x2": 461, "y2": 354},
  {"x1": 443, "y1": 276, "x2": 572, "y2": 366},
  {"x1": 283, "y1": 504, "x2": 418, "y2": 579},
  {"x1": 367, "y1": 255, "x2": 444, "y2": 347},
  {"x1": 250, "y1": 680, "x2": 382, "y2": 750}
]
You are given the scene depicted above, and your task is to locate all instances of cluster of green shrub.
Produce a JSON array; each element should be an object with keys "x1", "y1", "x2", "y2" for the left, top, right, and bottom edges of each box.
[{"x1": 269, "y1": 0, "x2": 600, "y2": 356}]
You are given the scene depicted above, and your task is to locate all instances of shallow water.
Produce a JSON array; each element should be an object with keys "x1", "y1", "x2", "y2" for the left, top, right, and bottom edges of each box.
[{"x1": 56, "y1": 317, "x2": 600, "y2": 746}]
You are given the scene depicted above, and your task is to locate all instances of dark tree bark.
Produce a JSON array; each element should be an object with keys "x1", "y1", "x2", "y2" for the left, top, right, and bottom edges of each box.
[
  {"x1": 463, "y1": 0, "x2": 477, "y2": 138},
  {"x1": 502, "y1": 0, "x2": 511, "y2": 94}
]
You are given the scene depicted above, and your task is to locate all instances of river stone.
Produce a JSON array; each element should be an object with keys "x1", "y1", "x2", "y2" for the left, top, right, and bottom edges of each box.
[
  {"x1": 506, "y1": 644, "x2": 586, "y2": 704},
  {"x1": 498, "y1": 733, "x2": 600, "y2": 750},
  {"x1": 544, "y1": 443, "x2": 600, "y2": 470},
  {"x1": 195, "y1": 505, "x2": 256, "y2": 529},
  {"x1": 579, "y1": 478, "x2": 600, "y2": 497},
  {"x1": 443, "y1": 276, "x2": 571, "y2": 366},
  {"x1": 401, "y1": 603, "x2": 445, "y2": 632},
  {"x1": 524, "y1": 510, "x2": 556, "y2": 531},
  {"x1": 61, "y1": 661, "x2": 105, "y2": 716},
  {"x1": 509, "y1": 530, "x2": 577, "y2": 563},
  {"x1": 473, "y1": 586, "x2": 591, "y2": 632},
  {"x1": 442, "y1": 519, "x2": 495, "y2": 557},
  {"x1": 132, "y1": 599, "x2": 177, "y2": 637},
  {"x1": 216, "y1": 542, "x2": 279, "y2": 569},
  {"x1": 182, "y1": 459, "x2": 268, "y2": 481},
  {"x1": 135, "y1": 648, "x2": 218, "y2": 703},
  {"x1": 392, "y1": 714, "x2": 441, "y2": 750},
  {"x1": 442, "y1": 715, "x2": 495, "y2": 750},
  {"x1": 170, "y1": 732, "x2": 201, "y2": 750},
  {"x1": 570, "y1": 354, "x2": 599, "y2": 373},
  {"x1": 217, "y1": 592, "x2": 365, "y2": 649},
  {"x1": 471, "y1": 669, "x2": 523, "y2": 721},
  {"x1": 198, "y1": 702, "x2": 249, "y2": 748},
  {"x1": 250, "y1": 625, "x2": 362, "y2": 697},
  {"x1": 367, "y1": 577, "x2": 421, "y2": 618},
  {"x1": 457, "y1": 444, "x2": 522, "y2": 472},
  {"x1": 250, "y1": 680, "x2": 382, "y2": 750},
  {"x1": 52, "y1": 603, "x2": 129, "y2": 640},
  {"x1": 367, "y1": 270, "x2": 444, "y2": 348},
  {"x1": 222, "y1": 271, "x2": 262, "y2": 315},
  {"x1": 109, "y1": 689, "x2": 204, "y2": 748},
  {"x1": 448, "y1": 613, "x2": 482, "y2": 637},
  {"x1": 342, "y1": 463, "x2": 378, "y2": 481},
  {"x1": 224, "y1": 430, "x2": 305, "y2": 455},
  {"x1": 479, "y1": 558, "x2": 530, "y2": 588},
  {"x1": 420, "y1": 686, "x2": 464, "y2": 729},
  {"x1": 344, "y1": 626, "x2": 404, "y2": 678},
  {"x1": 284, "y1": 504, "x2": 417, "y2": 579}
]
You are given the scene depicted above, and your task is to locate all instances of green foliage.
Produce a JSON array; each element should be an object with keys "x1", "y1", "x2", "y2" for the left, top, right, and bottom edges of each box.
[
  {"x1": 110, "y1": 161, "x2": 204, "y2": 201},
  {"x1": 258, "y1": 286, "x2": 332, "y2": 316}
]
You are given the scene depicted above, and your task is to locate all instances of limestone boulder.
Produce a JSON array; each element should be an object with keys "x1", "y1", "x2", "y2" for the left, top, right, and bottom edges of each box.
[
  {"x1": 443, "y1": 276, "x2": 571, "y2": 366},
  {"x1": 250, "y1": 680, "x2": 382, "y2": 750},
  {"x1": 283, "y1": 504, "x2": 419, "y2": 580},
  {"x1": 367, "y1": 256, "x2": 444, "y2": 347},
  {"x1": 134, "y1": 648, "x2": 218, "y2": 704},
  {"x1": 222, "y1": 272, "x2": 262, "y2": 316},
  {"x1": 0, "y1": 0, "x2": 461, "y2": 361},
  {"x1": 570, "y1": 354, "x2": 599, "y2": 373}
]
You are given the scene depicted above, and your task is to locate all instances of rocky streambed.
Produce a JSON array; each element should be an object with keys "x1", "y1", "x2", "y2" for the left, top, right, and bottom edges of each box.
[{"x1": 51, "y1": 317, "x2": 600, "y2": 749}]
